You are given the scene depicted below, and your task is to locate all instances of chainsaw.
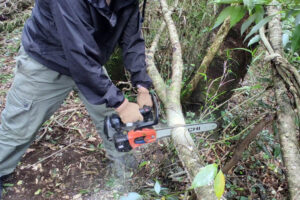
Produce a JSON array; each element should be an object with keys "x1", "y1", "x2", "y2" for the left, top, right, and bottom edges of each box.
[{"x1": 104, "y1": 94, "x2": 218, "y2": 152}]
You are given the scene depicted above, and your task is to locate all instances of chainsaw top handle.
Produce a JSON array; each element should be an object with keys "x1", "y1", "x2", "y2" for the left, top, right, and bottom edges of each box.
[{"x1": 135, "y1": 93, "x2": 159, "y2": 130}]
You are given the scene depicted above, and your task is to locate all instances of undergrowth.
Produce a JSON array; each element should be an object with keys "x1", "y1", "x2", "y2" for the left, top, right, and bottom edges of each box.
[{"x1": 0, "y1": 1, "x2": 295, "y2": 199}]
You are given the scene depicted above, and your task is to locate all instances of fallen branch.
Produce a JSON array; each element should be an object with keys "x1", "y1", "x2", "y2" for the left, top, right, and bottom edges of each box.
[
  {"x1": 25, "y1": 141, "x2": 81, "y2": 169},
  {"x1": 146, "y1": 21, "x2": 168, "y2": 103},
  {"x1": 35, "y1": 104, "x2": 85, "y2": 142},
  {"x1": 222, "y1": 114, "x2": 274, "y2": 174}
]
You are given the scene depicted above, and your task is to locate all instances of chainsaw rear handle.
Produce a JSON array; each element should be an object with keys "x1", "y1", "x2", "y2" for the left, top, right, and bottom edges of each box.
[
  {"x1": 103, "y1": 93, "x2": 159, "y2": 143},
  {"x1": 116, "y1": 94, "x2": 159, "y2": 151},
  {"x1": 109, "y1": 93, "x2": 159, "y2": 152},
  {"x1": 108, "y1": 93, "x2": 158, "y2": 128},
  {"x1": 135, "y1": 92, "x2": 159, "y2": 130}
]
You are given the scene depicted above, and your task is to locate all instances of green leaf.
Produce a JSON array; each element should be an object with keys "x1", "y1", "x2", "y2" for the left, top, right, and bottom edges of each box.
[
  {"x1": 241, "y1": 14, "x2": 257, "y2": 35},
  {"x1": 191, "y1": 164, "x2": 218, "y2": 189},
  {"x1": 214, "y1": 170, "x2": 226, "y2": 200},
  {"x1": 213, "y1": 6, "x2": 247, "y2": 29},
  {"x1": 243, "y1": 0, "x2": 254, "y2": 12},
  {"x1": 17, "y1": 180, "x2": 23, "y2": 185},
  {"x1": 120, "y1": 192, "x2": 142, "y2": 200},
  {"x1": 233, "y1": 84, "x2": 262, "y2": 91},
  {"x1": 252, "y1": 51, "x2": 263, "y2": 64},
  {"x1": 254, "y1": 0, "x2": 271, "y2": 4},
  {"x1": 213, "y1": 7, "x2": 231, "y2": 29},
  {"x1": 274, "y1": 144, "x2": 281, "y2": 158},
  {"x1": 79, "y1": 189, "x2": 89, "y2": 194},
  {"x1": 139, "y1": 161, "x2": 150, "y2": 168},
  {"x1": 251, "y1": 84, "x2": 263, "y2": 89},
  {"x1": 282, "y1": 33, "x2": 290, "y2": 48},
  {"x1": 214, "y1": 0, "x2": 243, "y2": 4},
  {"x1": 248, "y1": 34, "x2": 261, "y2": 46},
  {"x1": 229, "y1": 6, "x2": 247, "y2": 28},
  {"x1": 291, "y1": 24, "x2": 300, "y2": 52},
  {"x1": 240, "y1": 6, "x2": 265, "y2": 35},
  {"x1": 295, "y1": 14, "x2": 300, "y2": 26},
  {"x1": 34, "y1": 189, "x2": 42, "y2": 195},
  {"x1": 154, "y1": 181, "x2": 161, "y2": 195},
  {"x1": 199, "y1": 73, "x2": 207, "y2": 81},
  {"x1": 3, "y1": 183, "x2": 14, "y2": 187},
  {"x1": 254, "y1": 5, "x2": 265, "y2": 23},
  {"x1": 244, "y1": 15, "x2": 274, "y2": 41},
  {"x1": 46, "y1": 191, "x2": 54, "y2": 198},
  {"x1": 231, "y1": 47, "x2": 253, "y2": 54},
  {"x1": 243, "y1": 0, "x2": 251, "y2": 8}
]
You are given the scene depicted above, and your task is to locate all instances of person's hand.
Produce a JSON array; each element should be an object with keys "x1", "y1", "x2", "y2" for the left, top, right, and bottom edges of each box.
[
  {"x1": 115, "y1": 99, "x2": 143, "y2": 123},
  {"x1": 137, "y1": 86, "x2": 153, "y2": 108}
]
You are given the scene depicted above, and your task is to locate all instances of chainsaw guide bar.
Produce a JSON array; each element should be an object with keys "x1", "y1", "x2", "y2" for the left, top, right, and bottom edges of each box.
[{"x1": 154, "y1": 122, "x2": 218, "y2": 139}]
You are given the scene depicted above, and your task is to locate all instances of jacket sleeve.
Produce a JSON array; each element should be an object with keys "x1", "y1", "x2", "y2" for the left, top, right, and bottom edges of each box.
[
  {"x1": 50, "y1": 0, "x2": 124, "y2": 108},
  {"x1": 119, "y1": 4, "x2": 152, "y2": 89}
]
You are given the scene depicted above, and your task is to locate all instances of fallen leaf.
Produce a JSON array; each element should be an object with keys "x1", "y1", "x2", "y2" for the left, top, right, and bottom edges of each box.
[
  {"x1": 73, "y1": 193, "x2": 82, "y2": 200},
  {"x1": 26, "y1": 148, "x2": 35, "y2": 153},
  {"x1": 34, "y1": 189, "x2": 42, "y2": 195},
  {"x1": 87, "y1": 136, "x2": 97, "y2": 142}
]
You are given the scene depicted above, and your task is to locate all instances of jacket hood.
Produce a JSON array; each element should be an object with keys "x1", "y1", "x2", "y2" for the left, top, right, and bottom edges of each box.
[{"x1": 87, "y1": 0, "x2": 137, "y2": 26}]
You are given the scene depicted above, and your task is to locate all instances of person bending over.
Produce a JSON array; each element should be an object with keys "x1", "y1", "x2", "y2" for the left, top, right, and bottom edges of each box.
[{"x1": 0, "y1": 0, "x2": 152, "y2": 197}]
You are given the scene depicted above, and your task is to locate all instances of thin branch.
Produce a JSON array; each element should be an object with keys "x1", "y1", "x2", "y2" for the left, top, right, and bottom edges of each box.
[
  {"x1": 160, "y1": 0, "x2": 183, "y2": 101},
  {"x1": 25, "y1": 141, "x2": 82, "y2": 169},
  {"x1": 146, "y1": 22, "x2": 168, "y2": 104},
  {"x1": 145, "y1": 0, "x2": 179, "y2": 105}
]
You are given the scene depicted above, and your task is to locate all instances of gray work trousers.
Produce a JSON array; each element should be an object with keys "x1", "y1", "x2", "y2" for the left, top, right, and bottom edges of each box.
[{"x1": 0, "y1": 47, "x2": 125, "y2": 177}]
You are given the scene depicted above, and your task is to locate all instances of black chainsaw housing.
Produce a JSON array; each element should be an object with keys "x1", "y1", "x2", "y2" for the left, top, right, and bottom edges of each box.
[{"x1": 104, "y1": 93, "x2": 159, "y2": 152}]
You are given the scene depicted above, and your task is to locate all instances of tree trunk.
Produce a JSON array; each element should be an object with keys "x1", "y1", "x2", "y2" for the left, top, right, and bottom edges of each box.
[
  {"x1": 146, "y1": 0, "x2": 219, "y2": 199},
  {"x1": 265, "y1": 2, "x2": 300, "y2": 199},
  {"x1": 273, "y1": 73, "x2": 300, "y2": 199}
]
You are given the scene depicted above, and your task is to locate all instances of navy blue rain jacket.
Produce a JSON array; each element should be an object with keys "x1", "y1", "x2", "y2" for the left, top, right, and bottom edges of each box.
[{"x1": 21, "y1": 0, "x2": 152, "y2": 108}]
